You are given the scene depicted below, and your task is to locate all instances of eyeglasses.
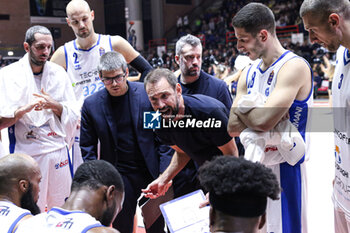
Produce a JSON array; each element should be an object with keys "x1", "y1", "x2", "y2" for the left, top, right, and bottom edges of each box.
[{"x1": 101, "y1": 74, "x2": 125, "y2": 85}]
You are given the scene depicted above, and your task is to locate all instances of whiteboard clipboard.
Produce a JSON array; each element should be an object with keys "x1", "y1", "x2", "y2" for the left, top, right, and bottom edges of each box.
[{"x1": 160, "y1": 189, "x2": 210, "y2": 233}]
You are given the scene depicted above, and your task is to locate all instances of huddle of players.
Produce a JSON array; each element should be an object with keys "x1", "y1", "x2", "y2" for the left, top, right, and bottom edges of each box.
[
  {"x1": 0, "y1": 153, "x2": 279, "y2": 233},
  {"x1": 2, "y1": 0, "x2": 350, "y2": 232}
]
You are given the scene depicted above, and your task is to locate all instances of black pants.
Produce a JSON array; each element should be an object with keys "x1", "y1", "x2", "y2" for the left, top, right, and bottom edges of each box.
[{"x1": 113, "y1": 168, "x2": 165, "y2": 233}]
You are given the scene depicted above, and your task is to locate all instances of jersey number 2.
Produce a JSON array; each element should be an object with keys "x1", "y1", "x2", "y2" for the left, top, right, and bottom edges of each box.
[{"x1": 73, "y1": 52, "x2": 79, "y2": 64}]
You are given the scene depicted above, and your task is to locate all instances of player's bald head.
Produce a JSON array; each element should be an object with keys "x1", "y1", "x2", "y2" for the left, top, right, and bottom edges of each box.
[
  {"x1": 0, "y1": 153, "x2": 40, "y2": 194},
  {"x1": 66, "y1": 0, "x2": 91, "y2": 17}
]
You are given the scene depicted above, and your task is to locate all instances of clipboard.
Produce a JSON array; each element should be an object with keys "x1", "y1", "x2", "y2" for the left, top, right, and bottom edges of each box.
[
  {"x1": 159, "y1": 189, "x2": 210, "y2": 233},
  {"x1": 138, "y1": 186, "x2": 174, "y2": 229}
]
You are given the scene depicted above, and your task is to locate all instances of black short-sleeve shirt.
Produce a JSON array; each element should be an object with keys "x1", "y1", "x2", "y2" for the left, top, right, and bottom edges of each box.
[{"x1": 155, "y1": 94, "x2": 232, "y2": 166}]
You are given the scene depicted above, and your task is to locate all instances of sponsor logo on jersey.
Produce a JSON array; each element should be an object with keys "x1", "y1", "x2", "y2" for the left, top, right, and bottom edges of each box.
[
  {"x1": 79, "y1": 70, "x2": 99, "y2": 80},
  {"x1": 335, "y1": 163, "x2": 348, "y2": 178},
  {"x1": 334, "y1": 145, "x2": 349, "y2": 179},
  {"x1": 55, "y1": 160, "x2": 69, "y2": 170},
  {"x1": 47, "y1": 131, "x2": 57, "y2": 137},
  {"x1": 265, "y1": 87, "x2": 270, "y2": 96},
  {"x1": 0, "y1": 206, "x2": 10, "y2": 216},
  {"x1": 99, "y1": 47, "x2": 106, "y2": 56},
  {"x1": 344, "y1": 48, "x2": 350, "y2": 65},
  {"x1": 267, "y1": 70, "x2": 274, "y2": 85},
  {"x1": 335, "y1": 145, "x2": 342, "y2": 164},
  {"x1": 56, "y1": 217, "x2": 74, "y2": 229},
  {"x1": 291, "y1": 106, "x2": 303, "y2": 129},
  {"x1": 74, "y1": 64, "x2": 81, "y2": 70},
  {"x1": 334, "y1": 129, "x2": 350, "y2": 144},
  {"x1": 73, "y1": 79, "x2": 92, "y2": 87}
]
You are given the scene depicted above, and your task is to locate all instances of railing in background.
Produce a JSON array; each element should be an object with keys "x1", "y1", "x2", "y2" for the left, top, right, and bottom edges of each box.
[
  {"x1": 197, "y1": 33, "x2": 206, "y2": 48},
  {"x1": 276, "y1": 25, "x2": 299, "y2": 38},
  {"x1": 148, "y1": 38, "x2": 167, "y2": 50},
  {"x1": 226, "y1": 31, "x2": 236, "y2": 44},
  {"x1": 225, "y1": 24, "x2": 301, "y2": 44}
]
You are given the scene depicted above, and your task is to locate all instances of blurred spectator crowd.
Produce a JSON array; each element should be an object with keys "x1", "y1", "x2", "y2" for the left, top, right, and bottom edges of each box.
[
  {"x1": 0, "y1": 0, "x2": 335, "y2": 99},
  {"x1": 143, "y1": 0, "x2": 334, "y2": 99}
]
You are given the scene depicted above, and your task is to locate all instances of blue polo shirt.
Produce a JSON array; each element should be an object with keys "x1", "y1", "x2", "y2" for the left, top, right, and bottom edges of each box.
[{"x1": 178, "y1": 70, "x2": 233, "y2": 110}]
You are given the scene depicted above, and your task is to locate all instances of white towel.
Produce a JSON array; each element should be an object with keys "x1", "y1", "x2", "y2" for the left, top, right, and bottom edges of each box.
[
  {"x1": 240, "y1": 127, "x2": 281, "y2": 163},
  {"x1": 238, "y1": 92, "x2": 305, "y2": 166},
  {"x1": 0, "y1": 54, "x2": 80, "y2": 144},
  {"x1": 276, "y1": 120, "x2": 306, "y2": 165}
]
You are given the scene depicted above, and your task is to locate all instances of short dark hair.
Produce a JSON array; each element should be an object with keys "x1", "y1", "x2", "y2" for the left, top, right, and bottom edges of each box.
[
  {"x1": 72, "y1": 160, "x2": 124, "y2": 193},
  {"x1": 144, "y1": 68, "x2": 178, "y2": 91},
  {"x1": 25, "y1": 25, "x2": 52, "y2": 46},
  {"x1": 198, "y1": 156, "x2": 280, "y2": 217},
  {"x1": 97, "y1": 51, "x2": 127, "y2": 77},
  {"x1": 175, "y1": 34, "x2": 202, "y2": 56},
  {"x1": 300, "y1": 0, "x2": 350, "y2": 23},
  {"x1": 232, "y1": 2, "x2": 276, "y2": 36}
]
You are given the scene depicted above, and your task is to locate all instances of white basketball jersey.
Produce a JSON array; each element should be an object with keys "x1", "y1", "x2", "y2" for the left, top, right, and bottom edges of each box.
[
  {"x1": 332, "y1": 46, "x2": 350, "y2": 215},
  {"x1": 64, "y1": 34, "x2": 113, "y2": 107},
  {"x1": 15, "y1": 207, "x2": 103, "y2": 233},
  {"x1": 246, "y1": 50, "x2": 313, "y2": 150},
  {"x1": 0, "y1": 200, "x2": 31, "y2": 233},
  {"x1": 245, "y1": 50, "x2": 313, "y2": 233}
]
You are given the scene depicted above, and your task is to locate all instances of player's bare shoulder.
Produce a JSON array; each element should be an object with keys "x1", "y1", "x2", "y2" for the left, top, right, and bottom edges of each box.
[
  {"x1": 110, "y1": 35, "x2": 130, "y2": 50},
  {"x1": 235, "y1": 65, "x2": 250, "y2": 97},
  {"x1": 50, "y1": 46, "x2": 67, "y2": 69},
  {"x1": 278, "y1": 56, "x2": 312, "y2": 101},
  {"x1": 110, "y1": 35, "x2": 139, "y2": 63}
]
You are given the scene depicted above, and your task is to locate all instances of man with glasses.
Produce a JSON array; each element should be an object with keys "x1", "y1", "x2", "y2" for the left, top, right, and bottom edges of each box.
[
  {"x1": 80, "y1": 51, "x2": 165, "y2": 233},
  {"x1": 50, "y1": 0, "x2": 153, "y2": 173}
]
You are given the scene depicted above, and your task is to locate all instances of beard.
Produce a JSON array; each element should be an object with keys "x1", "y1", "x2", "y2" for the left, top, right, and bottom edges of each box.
[
  {"x1": 323, "y1": 26, "x2": 341, "y2": 52},
  {"x1": 183, "y1": 64, "x2": 200, "y2": 77},
  {"x1": 185, "y1": 68, "x2": 199, "y2": 76},
  {"x1": 76, "y1": 28, "x2": 91, "y2": 39},
  {"x1": 325, "y1": 40, "x2": 341, "y2": 52},
  {"x1": 20, "y1": 183, "x2": 41, "y2": 215},
  {"x1": 160, "y1": 98, "x2": 180, "y2": 119},
  {"x1": 29, "y1": 48, "x2": 47, "y2": 67},
  {"x1": 100, "y1": 201, "x2": 116, "y2": 226}
]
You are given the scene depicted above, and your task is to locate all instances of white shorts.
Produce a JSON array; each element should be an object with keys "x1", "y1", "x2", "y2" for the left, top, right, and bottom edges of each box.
[
  {"x1": 263, "y1": 162, "x2": 308, "y2": 233},
  {"x1": 33, "y1": 147, "x2": 72, "y2": 212},
  {"x1": 334, "y1": 203, "x2": 350, "y2": 233}
]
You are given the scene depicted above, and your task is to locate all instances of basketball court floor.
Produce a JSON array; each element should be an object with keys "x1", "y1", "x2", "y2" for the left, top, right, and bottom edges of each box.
[{"x1": 305, "y1": 99, "x2": 335, "y2": 233}]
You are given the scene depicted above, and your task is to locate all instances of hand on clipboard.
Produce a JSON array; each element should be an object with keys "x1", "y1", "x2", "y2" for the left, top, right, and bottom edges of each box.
[{"x1": 138, "y1": 186, "x2": 174, "y2": 229}]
